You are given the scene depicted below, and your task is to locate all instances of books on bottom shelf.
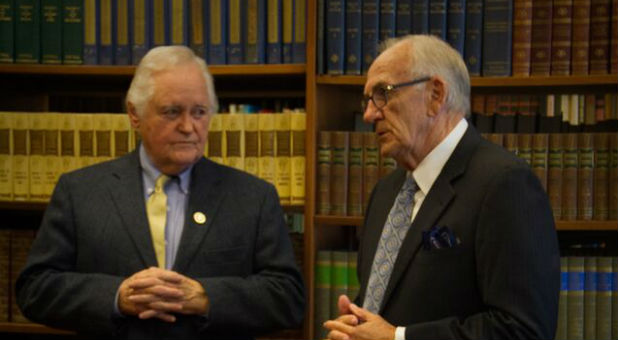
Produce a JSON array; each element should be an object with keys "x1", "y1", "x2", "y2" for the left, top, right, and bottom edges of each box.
[{"x1": 0, "y1": 229, "x2": 36, "y2": 323}]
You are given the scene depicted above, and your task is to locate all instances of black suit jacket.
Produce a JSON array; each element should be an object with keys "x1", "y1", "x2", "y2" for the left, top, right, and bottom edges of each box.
[
  {"x1": 357, "y1": 126, "x2": 560, "y2": 339},
  {"x1": 16, "y1": 151, "x2": 305, "y2": 339}
]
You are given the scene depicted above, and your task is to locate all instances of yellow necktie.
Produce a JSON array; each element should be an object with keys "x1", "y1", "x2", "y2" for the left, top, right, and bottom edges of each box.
[{"x1": 147, "y1": 174, "x2": 170, "y2": 268}]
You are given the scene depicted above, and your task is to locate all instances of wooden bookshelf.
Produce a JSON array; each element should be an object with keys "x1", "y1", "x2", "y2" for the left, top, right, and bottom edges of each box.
[
  {"x1": 314, "y1": 215, "x2": 617, "y2": 231},
  {"x1": 0, "y1": 322, "x2": 73, "y2": 335}
]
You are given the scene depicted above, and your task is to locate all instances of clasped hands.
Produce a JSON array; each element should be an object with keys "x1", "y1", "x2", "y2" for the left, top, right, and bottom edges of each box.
[
  {"x1": 323, "y1": 295, "x2": 396, "y2": 340},
  {"x1": 118, "y1": 267, "x2": 209, "y2": 322}
]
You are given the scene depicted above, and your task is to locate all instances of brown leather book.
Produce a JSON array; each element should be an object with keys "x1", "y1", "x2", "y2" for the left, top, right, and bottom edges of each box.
[
  {"x1": 317, "y1": 131, "x2": 332, "y2": 215},
  {"x1": 0, "y1": 229, "x2": 8, "y2": 322},
  {"x1": 330, "y1": 131, "x2": 349, "y2": 216},
  {"x1": 562, "y1": 133, "x2": 579, "y2": 220},
  {"x1": 577, "y1": 133, "x2": 594, "y2": 220},
  {"x1": 589, "y1": 0, "x2": 611, "y2": 74},
  {"x1": 532, "y1": 133, "x2": 549, "y2": 190},
  {"x1": 611, "y1": 0, "x2": 618, "y2": 73},
  {"x1": 512, "y1": 0, "x2": 533, "y2": 76},
  {"x1": 609, "y1": 133, "x2": 618, "y2": 220},
  {"x1": 487, "y1": 133, "x2": 504, "y2": 147},
  {"x1": 362, "y1": 132, "x2": 379, "y2": 214},
  {"x1": 504, "y1": 133, "x2": 518, "y2": 156},
  {"x1": 9, "y1": 230, "x2": 35, "y2": 323},
  {"x1": 593, "y1": 133, "x2": 609, "y2": 220},
  {"x1": 347, "y1": 132, "x2": 364, "y2": 216},
  {"x1": 571, "y1": 0, "x2": 591, "y2": 75},
  {"x1": 530, "y1": 0, "x2": 553, "y2": 75},
  {"x1": 518, "y1": 133, "x2": 533, "y2": 166},
  {"x1": 548, "y1": 134, "x2": 564, "y2": 220},
  {"x1": 551, "y1": 0, "x2": 573, "y2": 75}
]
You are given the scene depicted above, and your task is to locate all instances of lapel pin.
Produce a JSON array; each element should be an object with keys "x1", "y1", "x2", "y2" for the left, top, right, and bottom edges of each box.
[{"x1": 193, "y1": 212, "x2": 207, "y2": 225}]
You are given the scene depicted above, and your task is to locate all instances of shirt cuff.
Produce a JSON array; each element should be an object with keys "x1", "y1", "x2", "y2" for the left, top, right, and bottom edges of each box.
[{"x1": 395, "y1": 326, "x2": 406, "y2": 340}]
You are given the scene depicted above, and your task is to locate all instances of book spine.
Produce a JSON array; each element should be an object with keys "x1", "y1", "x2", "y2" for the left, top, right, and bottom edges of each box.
[
  {"x1": 225, "y1": 113, "x2": 245, "y2": 171},
  {"x1": 318, "y1": 131, "x2": 332, "y2": 215},
  {"x1": 611, "y1": 0, "x2": 617, "y2": 74},
  {"x1": 317, "y1": 0, "x2": 325, "y2": 73},
  {"x1": 15, "y1": 0, "x2": 41, "y2": 63},
  {"x1": 396, "y1": 0, "x2": 412, "y2": 37},
  {"x1": 532, "y1": 133, "x2": 548, "y2": 191},
  {"x1": 227, "y1": 0, "x2": 244, "y2": 64},
  {"x1": 245, "y1": 0, "x2": 261, "y2": 63},
  {"x1": 267, "y1": 0, "x2": 281, "y2": 63},
  {"x1": 130, "y1": 0, "x2": 149, "y2": 64},
  {"x1": 114, "y1": 0, "x2": 131, "y2": 65},
  {"x1": 244, "y1": 114, "x2": 259, "y2": 177},
  {"x1": 330, "y1": 251, "x2": 349, "y2": 319},
  {"x1": 482, "y1": 0, "x2": 513, "y2": 76},
  {"x1": 548, "y1": 133, "x2": 564, "y2": 220},
  {"x1": 150, "y1": 0, "x2": 168, "y2": 47},
  {"x1": 596, "y1": 257, "x2": 612, "y2": 340},
  {"x1": 41, "y1": 0, "x2": 63, "y2": 64},
  {"x1": 9, "y1": 230, "x2": 34, "y2": 322},
  {"x1": 380, "y1": 0, "x2": 396, "y2": 41},
  {"x1": 571, "y1": 0, "x2": 591, "y2": 75},
  {"x1": 314, "y1": 251, "x2": 332, "y2": 340},
  {"x1": 593, "y1": 133, "x2": 609, "y2": 220},
  {"x1": 326, "y1": 0, "x2": 344, "y2": 74},
  {"x1": 589, "y1": 0, "x2": 611, "y2": 74},
  {"x1": 503, "y1": 133, "x2": 517, "y2": 155},
  {"x1": 0, "y1": 113, "x2": 11, "y2": 201},
  {"x1": 530, "y1": 0, "x2": 552, "y2": 76},
  {"x1": 362, "y1": 132, "x2": 378, "y2": 214},
  {"x1": 583, "y1": 256, "x2": 597, "y2": 340},
  {"x1": 612, "y1": 257, "x2": 618, "y2": 339},
  {"x1": 99, "y1": 0, "x2": 114, "y2": 64},
  {"x1": 292, "y1": 0, "x2": 306, "y2": 63},
  {"x1": 330, "y1": 131, "x2": 349, "y2": 215},
  {"x1": 446, "y1": 0, "x2": 465, "y2": 55},
  {"x1": 60, "y1": 114, "x2": 78, "y2": 174},
  {"x1": 77, "y1": 114, "x2": 96, "y2": 168},
  {"x1": 518, "y1": 133, "x2": 532, "y2": 165},
  {"x1": 0, "y1": 0, "x2": 14, "y2": 63},
  {"x1": 258, "y1": 113, "x2": 276, "y2": 186},
  {"x1": 428, "y1": 0, "x2": 446, "y2": 40},
  {"x1": 112, "y1": 113, "x2": 130, "y2": 158},
  {"x1": 0, "y1": 230, "x2": 8, "y2": 321},
  {"x1": 11, "y1": 113, "x2": 28, "y2": 201},
  {"x1": 347, "y1": 251, "x2": 359, "y2": 302},
  {"x1": 347, "y1": 132, "x2": 363, "y2": 216},
  {"x1": 281, "y1": 0, "x2": 292, "y2": 63},
  {"x1": 361, "y1": 0, "x2": 378, "y2": 73},
  {"x1": 512, "y1": 0, "x2": 532, "y2": 77},
  {"x1": 464, "y1": 0, "x2": 483, "y2": 76},
  {"x1": 42, "y1": 114, "x2": 59, "y2": 200},
  {"x1": 551, "y1": 0, "x2": 573, "y2": 75},
  {"x1": 170, "y1": 0, "x2": 188, "y2": 46},
  {"x1": 344, "y1": 0, "x2": 361, "y2": 75},
  {"x1": 62, "y1": 0, "x2": 83, "y2": 64},
  {"x1": 556, "y1": 256, "x2": 568, "y2": 340},
  {"x1": 207, "y1": 114, "x2": 224, "y2": 164},
  {"x1": 379, "y1": 156, "x2": 397, "y2": 178},
  {"x1": 577, "y1": 133, "x2": 594, "y2": 220},
  {"x1": 562, "y1": 133, "x2": 579, "y2": 220},
  {"x1": 83, "y1": 0, "x2": 98, "y2": 64},
  {"x1": 290, "y1": 112, "x2": 305, "y2": 205},
  {"x1": 567, "y1": 256, "x2": 585, "y2": 340},
  {"x1": 95, "y1": 113, "x2": 113, "y2": 164},
  {"x1": 209, "y1": 0, "x2": 227, "y2": 64},
  {"x1": 609, "y1": 133, "x2": 617, "y2": 220},
  {"x1": 189, "y1": 0, "x2": 206, "y2": 58},
  {"x1": 412, "y1": 0, "x2": 429, "y2": 34},
  {"x1": 275, "y1": 113, "x2": 291, "y2": 205}
]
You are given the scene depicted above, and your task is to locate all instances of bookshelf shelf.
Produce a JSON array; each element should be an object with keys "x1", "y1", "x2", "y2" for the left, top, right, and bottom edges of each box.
[
  {"x1": 316, "y1": 74, "x2": 618, "y2": 87},
  {"x1": 0, "y1": 64, "x2": 306, "y2": 77},
  {"x1": 314, "y1": 215, "x2": 617, "y2": 231},
  {"x1": 0, "y1": 322, "x2": 73, "y2": 335}
]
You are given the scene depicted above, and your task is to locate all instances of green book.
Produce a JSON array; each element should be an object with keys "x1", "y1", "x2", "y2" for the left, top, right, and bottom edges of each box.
[
  {"x1": 15, "y1": 0, "x2": 40, "y2": 63},
  {"x1": 583, "y1": 256, "x2": 597, "y2": 340},
  {"x1": 555, "y1": 257, "x2": 568, "y2": 340},
  {"x1": 347, "y1": 251, "x2": 359, "y2": 303},
  {"x1": 0, "y1": 0, "x2": 14, "y2": 63},
  {"x1": 314, "y1": 250, "x2": 332, "y2": 340},
  {"x1": 41, "y1": 0, "x2": 62, "y2": 64},
  {"x1": 61, "y1": 0, "x2": 82, "y2": 64},
  {"x1": 596, "y1": 257, "x2": 612, "y2": 340},
  {"x1": 331, "y1": 251, "x2": 349, "y2": 319}
]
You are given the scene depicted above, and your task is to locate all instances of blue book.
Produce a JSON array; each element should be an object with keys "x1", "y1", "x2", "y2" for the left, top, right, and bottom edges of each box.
[
  {"x1": 150, "y1": 0, "x2": 169, "y2": 47},
  {"x1": 169, "y1": 0, "x2": 188, "y2": 46},
  {"x1": 447, "y1": 0, "x2": 465, "y2": 55},
  {"x1": 227, "y1": 0, "x2": 244, "y2": 64},
  {"x1": 429, "y1": 0, "x2": 446, "y2": 40},
  {"x1": 326, "y1": 0, "x2": 345, "y2": 74},
  {"x1": 396, "y1": 0, "x2": 412, "y2": 37},
  {"x1": 282, "y1": 0, "x2": 293, "y2": 63},
  {"x1": 379, "y1": 0, "x2": 395, "y2": 42},
  {"x1": 361, "y1": 0, "x2": 379, "y2": 73},
  {"x1": 83, "y1": 0, "x2": 99, "y2": 64},
  {"x1": 266, "y1": 0, "x2": 282, "y2": 63},
  {"x1": 292, "y1": 0, "x2": 306, "y2": 63},
  {"x1": 99, "y1": 0, "x2": 114, "y2": 65},
  {"x1": 317, "y1": 0, "x2": 326, "y2": 73},
  {"x1": 130, "y1": 0, "x2": 150, "y2": 65},
  {"x1": 245, "y1": 0, "x2": 265, "y2": 63},
  {"x1": 345, "y1": 0, "x2": 361, "y2": 74},
  {"x1": 114, "y1": 0, "x2": 131, "y2": 65},
  {"x1": 482, "y1": 0, "x2": 512, "y2": 76},
  {"x1": 463, "y1": 0, "x2": 482, "y2": 76},
  {"x1": 188, "y1": 0, "x2": 208, "y2": 59},
  {"x1": 208, "y1": 0, "x2": 227, "y2": 64},
  {"x1": 411, "y1": 0, "x2": 429, "y2": 34}
]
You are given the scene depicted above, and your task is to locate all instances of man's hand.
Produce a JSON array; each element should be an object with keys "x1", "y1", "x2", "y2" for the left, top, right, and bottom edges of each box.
[
  {"x1": 324, "y1": 303, "x2": 396, "y2": 340},
  {"x1": 118, "y1": 267, "x2": 209, "y2": 322}
]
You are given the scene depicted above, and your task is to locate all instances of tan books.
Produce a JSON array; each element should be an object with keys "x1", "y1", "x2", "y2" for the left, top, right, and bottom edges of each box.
[
  {"x1": 551, "y1": 0, "x2": 573, "y2": 75},
  {"x1": 42, "y1": 114, "x2": 60, "y2": 200},
  {"x1": 596, "y1": 256, "x2": 613, "y2": 340},
  {"x1": 317, "y1": 131, "x2": 332, "y2": 215},
  {"x1": 555, "y1": 257, "x2": 568, "y2": 340},
  {"x1": 275, "y1": 113, "x2": 291, "y2": 205},
  {"x1": 578, "y1": 133, "x2": 594, "y2": 220},
  {"x1": 487, "y1": 133, "x2": 504, "y2": 147},
  {"x1": 347, "y1": 132, "x2": 363, "y2": 216},
  {"x1": 12, "y1": 113, "x2": 29, "y2": 201},
  {"x1": 28, "y1": 113, "x2": 46, "y2": 201},
  {"x1": 225, "y1": 113, "x2": 245, "y2": 171},
  {"x1": 290, "y1": 112, "x2": 306, "y2": 205},
  {"x1": 548, "y1": 134, "x2": 564, "y2": 220},
  {"x1": 562, "y1": 133, "x2": 579, "y2": 220},
  {"x1": 330, "y1": 131, "x2": 349, "y2": 216},
  {"x1": 244, "y1": 114, "x2": 259, "y2": 177},
  {"x1": 567, "y1": 256, "x2": 585, "y2": 340},
  {"x1": 362, "y1": 132, "x2": 379, "y2": 214},
  {"x1": 258, "y1": 113, "x2": 276, "y2": 186},
  {"x1": 0, "y1": 113, "x2": 12, "y2": 201},
  {"x1": 112, "y1": 114, "x2": 131, "y2": 158},
  {"x1": 512, "y1": 0, "x2": 533, "y2": 76},
  {"x1": 517, "y1": 133, "x2": 532, "y2": 166},
  {"x1": 593, "y1": 133, "x2": 609, "y2": 220},
  {"x1": 572, "y1": 0, "x2": 591, "y2": 75},
  {"x1": 504, "y1": 133, "x2": 518, "y2": 155},
  {"x1": 95, "y1": 114, "x2": 114, "y2": 164},
  {"x1": 59, "y1": 113, "x2": 79, "y2": 175},
  {"x1": 532, "y1": 133, "x2": 548, "y2": 190},
  {"x1": 76, "y1": 114, "x2": 96, "y2": 169},
  {"x1": 207, "y1": 113, "x2": 224, "y2": 164},
  {"x1": 583, "y1": 256, "x2": 597, "y2": 340}
]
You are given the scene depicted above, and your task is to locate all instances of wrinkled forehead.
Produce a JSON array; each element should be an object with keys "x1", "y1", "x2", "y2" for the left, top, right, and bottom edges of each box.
[{"x1": 365, "y1": 47, "x2": 414, "y2": 93}]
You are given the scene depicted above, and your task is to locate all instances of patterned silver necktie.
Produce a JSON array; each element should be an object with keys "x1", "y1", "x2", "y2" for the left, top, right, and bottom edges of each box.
[{"x1": 363, "y1": 174, "x2": 417, "y2": 313}]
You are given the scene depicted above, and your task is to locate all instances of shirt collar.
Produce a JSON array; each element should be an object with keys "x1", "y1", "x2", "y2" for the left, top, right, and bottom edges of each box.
[
  {"x1": 139, "y1": 144, "x2": 192, "y2": 195},
  {"x1": 411, "y1": 118, "x2": 468, "y2": 195}
]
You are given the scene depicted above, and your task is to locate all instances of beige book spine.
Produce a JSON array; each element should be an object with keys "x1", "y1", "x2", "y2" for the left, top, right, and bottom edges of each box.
[
  {"x1": 28, "y1": 113, "x2": 46, "y2": 202},
  {"x1": 95, "y1": 114, "x2": 114, "y2": 164},
  {"x1": 76, "y1": 114, "x2": 96, "y2": 169},
  {"x1": 577, "y1": 133, "x2": 594, "y2": 220},
  {"x1": 244, "y1": 114, "x2": 260, "y2": 177},
  {"x1": 42, "y1": 114, "x2": 60, "y2": 200},
  {"x1": 275, "y1": 113, "x2": 291, "y2": 205},
  {"x1": 258, "y1": 113, "x2": 276, "y2": 186},
  {"x1": 207, "y1": 114, "x2": 224, "y2": 164},
  {"x1": 12, "y1": 113, "x2": 29, "y2": 201},
  {"x1": 290, "y1": 112, "x2": 306, "y2": 205},
  {"x1": 0, "y1": 113, "x2": 12, "y2": 201},
  {"x1": 60, "y1": 114, "x2": 79, "y2": 175},
  {"x1": 112, "y1": 114, "x2": 131, "y2": 158},
  {"x1": 225, "y1": 113, "x2": 245, "y2": 171}
]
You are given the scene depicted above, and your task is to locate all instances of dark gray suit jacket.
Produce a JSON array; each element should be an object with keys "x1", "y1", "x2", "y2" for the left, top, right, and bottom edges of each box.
[
  {"x1": 16, "y1": 151, "x2": 305, "y2": 339},
  {"x1": 357, "y1": 126, "x2": 560, "y2": 339}
]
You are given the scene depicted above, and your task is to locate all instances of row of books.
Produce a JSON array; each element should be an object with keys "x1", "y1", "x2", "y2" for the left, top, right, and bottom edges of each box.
[
  {"x1": 0, "y1": 0, "x2": 306, "y2": 65},
  {"x1": 314, "y1": 250, "x2": 359, "y2": 340},
  {"x1": 556, "y1": 256, "x2": 618, "y2": 340},
  {"x1": 205, "y1": 111, "x2": 307, "y2": 205},
  {"x1": 472, "y1": 93, "x2": 618, "y2": 134},
  {"x1": 0, "y1": 111, "x2": 307, "y2": 206},
  {"x1": 317, "y1": 131, "x2": 397, "y2": 216},
  {"x1": 318, "y1": 0, "x2": 618, "y2": 76},
  {"x1": 484, "y1": 132, "x2": 618, "y2": 221}
]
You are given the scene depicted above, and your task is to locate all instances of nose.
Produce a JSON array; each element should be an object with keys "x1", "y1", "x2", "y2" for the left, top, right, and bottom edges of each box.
[
  {"x1": 363, "y1": 101, "x2": 382, "y2": 124},
  {"x1": 177, "y1": 112, "x2": 193, "y2": 134}
]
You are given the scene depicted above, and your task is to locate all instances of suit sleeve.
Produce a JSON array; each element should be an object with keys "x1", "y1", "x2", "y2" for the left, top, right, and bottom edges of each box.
[
  {"x1": 198, "y1": 183, "x2": 305, "y2": 335},
  {"x1": 15, "y1": 175, "x2": 124, "y2": 334},
  {"x1": 405, "y1": 166, "x2": 560, "y2": 340}
]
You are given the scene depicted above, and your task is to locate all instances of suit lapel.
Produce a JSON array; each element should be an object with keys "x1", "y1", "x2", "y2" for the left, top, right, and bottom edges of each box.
[
  {"x1": 172, "y1": 158, "x2": 225, "y2": 272},
  {"x1": 109, "y1": 151, "x2": 158, "y2": 268},
  {"x1": 379, "y1": 126, "x2": 482, "y2": 312}
]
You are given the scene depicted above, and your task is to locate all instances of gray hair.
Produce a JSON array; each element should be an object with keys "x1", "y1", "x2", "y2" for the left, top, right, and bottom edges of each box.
[
  {"x1": 126, "y1": 45, "x2": 219, "y2": 116},
  {"x1": 380, "y1": 35, "x2": 471, "y2": 117}
]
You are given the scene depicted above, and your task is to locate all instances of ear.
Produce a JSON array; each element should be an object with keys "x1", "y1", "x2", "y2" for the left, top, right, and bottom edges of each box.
[
  {"x1": 427, "y1": 77, "x2": 447, "y2": 117},
  {"x1": 127, "y1": 102, "x2": 140, "y2": 129}
]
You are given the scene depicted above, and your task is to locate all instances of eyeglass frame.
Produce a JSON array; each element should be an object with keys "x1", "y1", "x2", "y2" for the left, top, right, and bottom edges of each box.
[{"x1": 361, "y1": 76, "x2": 432, "y2": 112}]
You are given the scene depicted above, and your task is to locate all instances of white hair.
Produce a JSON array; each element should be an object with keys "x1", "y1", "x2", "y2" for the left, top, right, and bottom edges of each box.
[
  {"x1": 126, "y1": 45, "x2": 219, "y2": 116},
  {"x1": 381, "y1": 35, "x2": 471, "y2": 116}
]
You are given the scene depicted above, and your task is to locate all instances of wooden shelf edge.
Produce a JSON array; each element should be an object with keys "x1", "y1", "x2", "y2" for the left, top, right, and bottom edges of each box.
[
  {"x1": 314, "y1": 215, "x2": 617, "y2": 231},
  {"x1": 0, "y1": 64, "x2": 306, "y2": 77},
  {"x1": 316, "y1": 74, "x2": 618, "y2": 87},
  {"x1": 0, "y1": 322, "x2": 73, "y2": 335}
]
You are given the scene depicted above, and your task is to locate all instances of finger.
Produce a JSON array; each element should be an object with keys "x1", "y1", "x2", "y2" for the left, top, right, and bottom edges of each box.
[
  {"x1": 128, "y1": 294, "x2": 160, "y2": 304},
  {"x1": 338, "y1": 295, "x2": 352, "y2": 315},
  {"x1": 129, "y1": 277, "x2": 166, "y2": 290},
  {"x1": 323, "y1": 320, "x2": 356, "y2": 335},
  {"x1": 146, "y1": 285, "x2": 184, "y2": 299},
  {"x1": 138, "y1": 310, "x2": 176, "y2": 323},
  {"x1": 327, "y1": 329, "x2": 350, "y2": 340},
  {"x1": 335, "y1": 314, "x2": 359, "y2": 326},
  {"x1": 349, "y1": 303, "x2": 369, "y2": 321},
  {"x1": 156, "y1": 270, "x2": 184, "y2": 284}
]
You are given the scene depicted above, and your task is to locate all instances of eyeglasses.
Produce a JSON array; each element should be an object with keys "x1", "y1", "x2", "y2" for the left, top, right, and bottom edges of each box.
[{"x1": 361, "y1": 76, "x2": 431, "y2": 112}]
